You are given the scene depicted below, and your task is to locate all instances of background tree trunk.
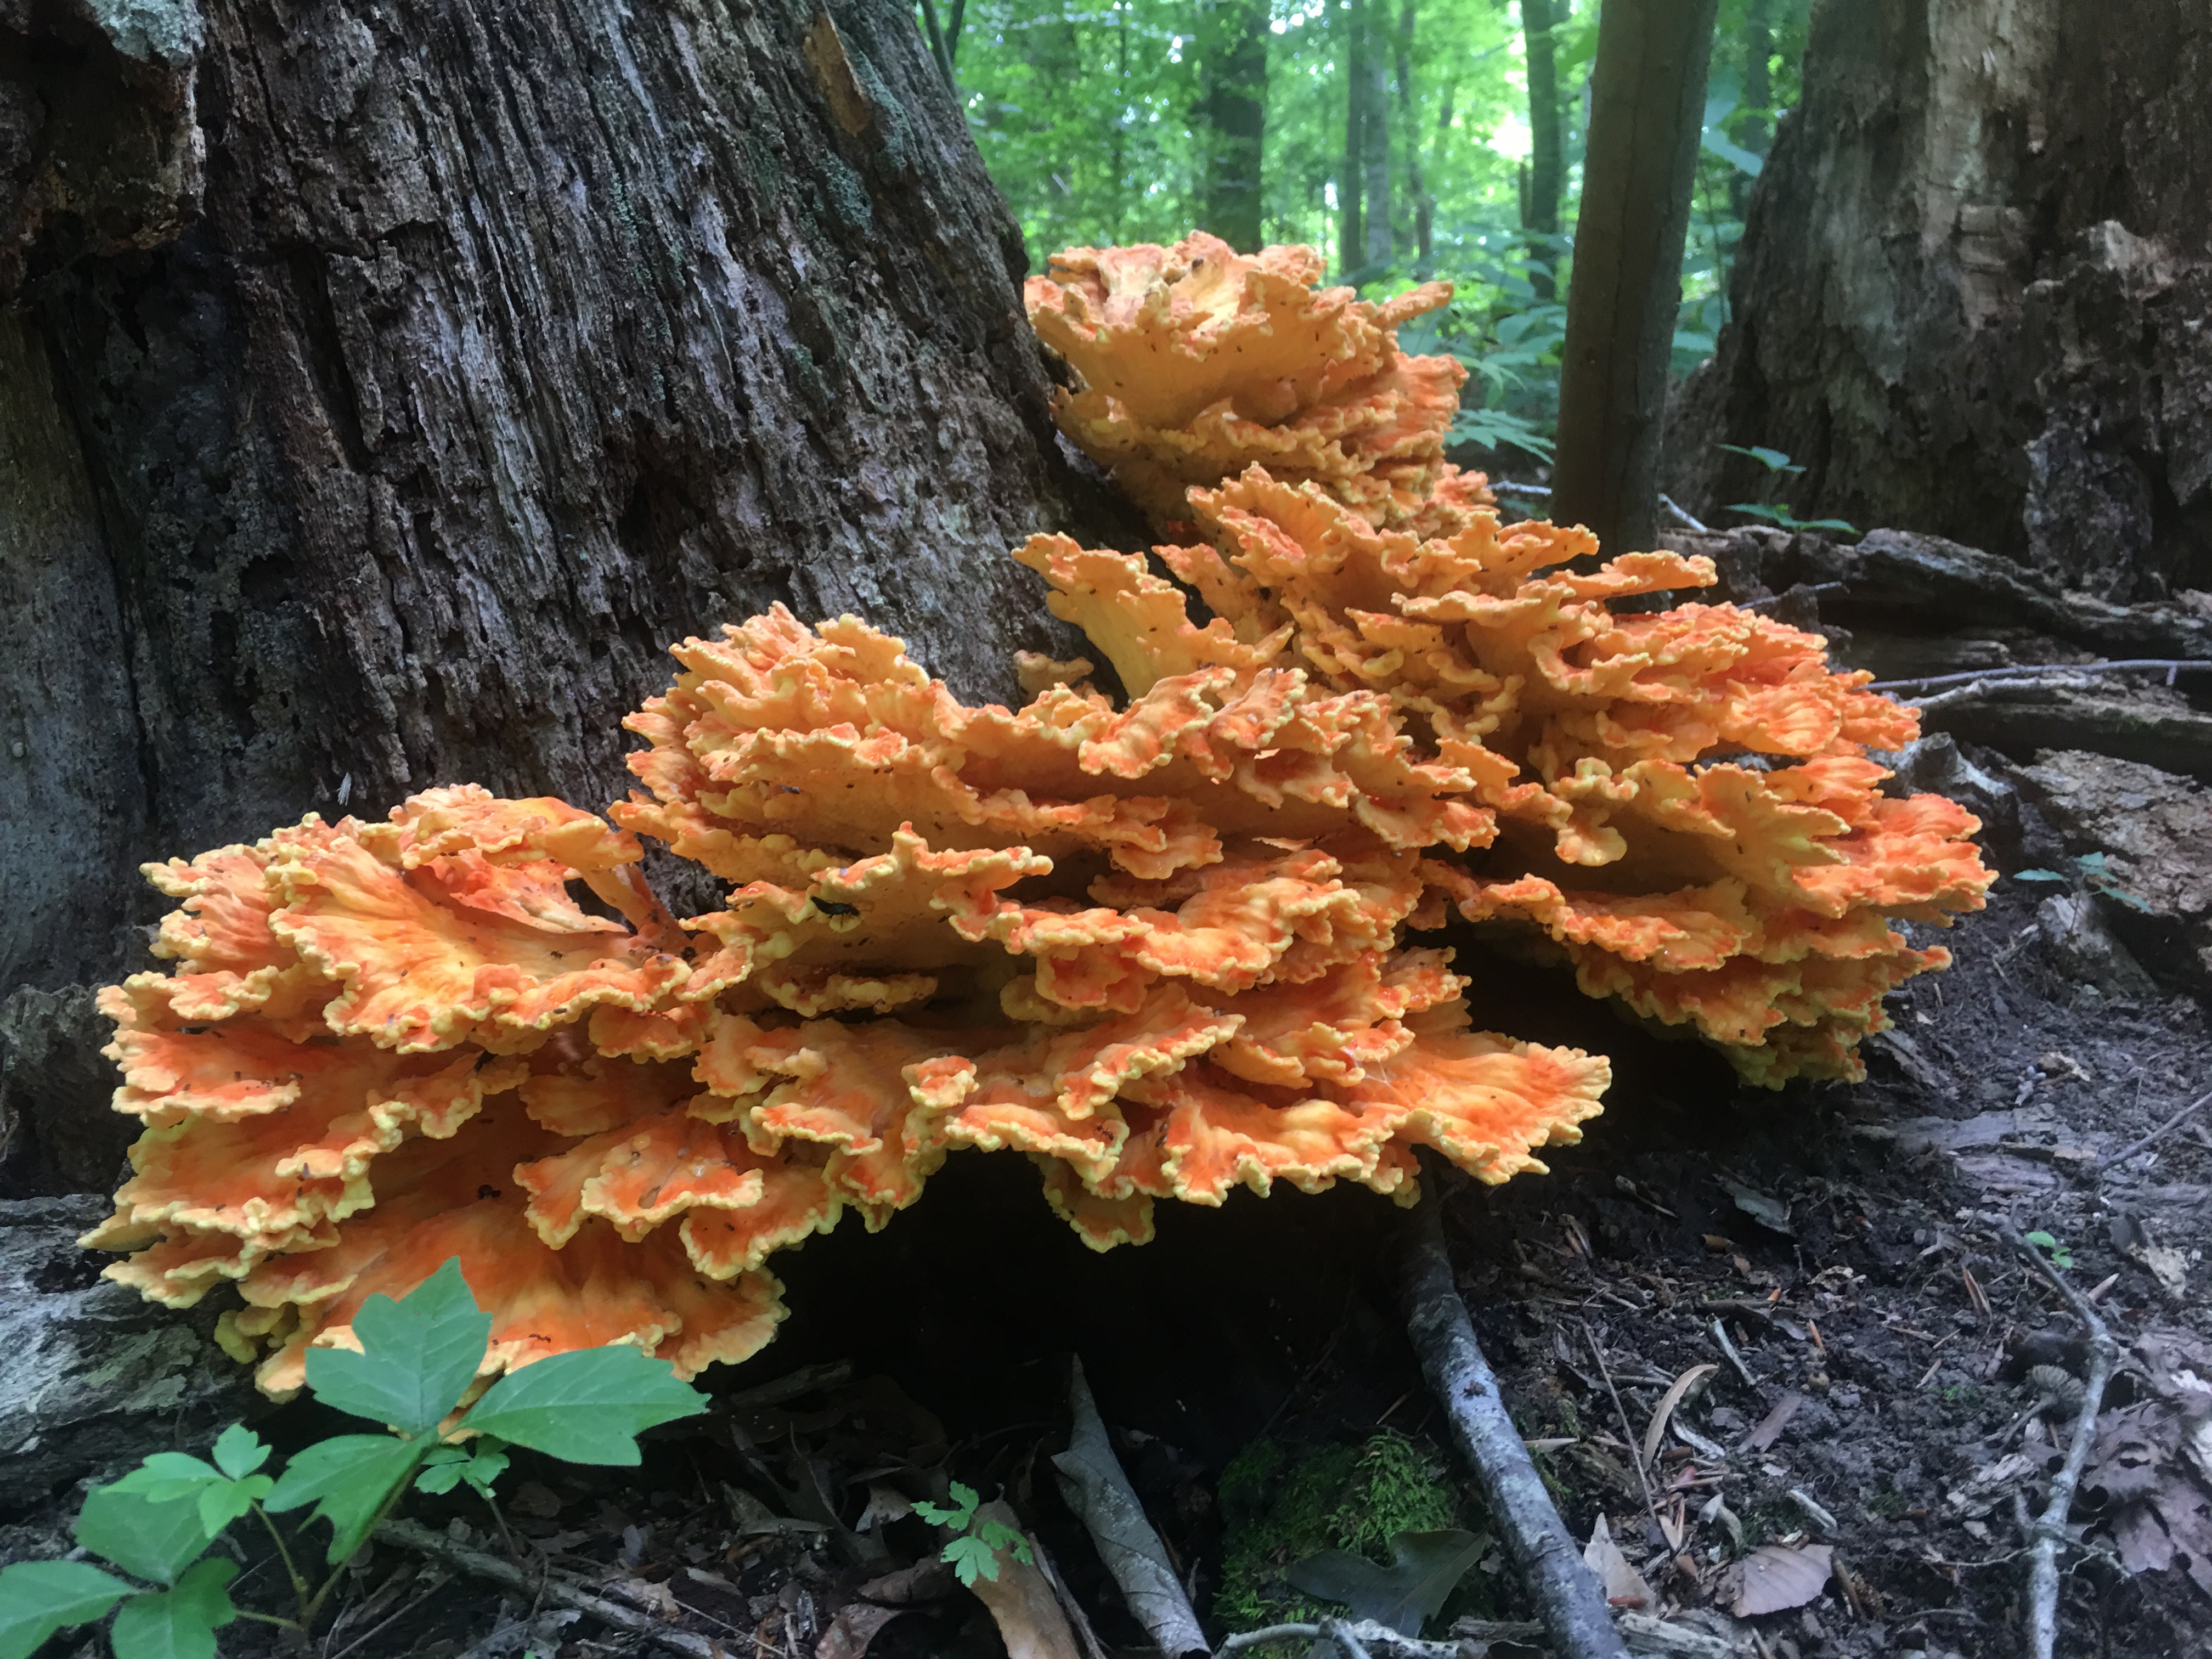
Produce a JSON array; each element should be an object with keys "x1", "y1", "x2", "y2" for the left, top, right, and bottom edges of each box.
[
  {"x1": 1196, "y1": 0, "x2": 1269, "y2": 252},
  {"x1": 1340, "y1": 0, "x2": 1367, "y2": 274},
  {"x1": 1550, "y1": 0, "x2": 1719, "y2": 556},
  {"x1": 0, "y1": 0, "x2": 1128, "y2": 1194},
  {"x1": 1358, "y1": 4, "x2": 1390, "y2": 268},
  {"x1": 1667, "y1": 0, "x2": 2212, "y2": 600},
  {"x1": 1518, "y1": 0, "x2": 1562, "y2": 299}
]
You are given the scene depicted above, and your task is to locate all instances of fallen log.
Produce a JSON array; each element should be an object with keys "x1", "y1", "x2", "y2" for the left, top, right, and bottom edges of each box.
[{"x1": 0, "y1": 1195, "x2": 253, "y2": 1508}]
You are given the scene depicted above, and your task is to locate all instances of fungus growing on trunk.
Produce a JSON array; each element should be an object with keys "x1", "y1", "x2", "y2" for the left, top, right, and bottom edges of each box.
[{"x1": 83, "y1": 235, "x2": 1989, "y2": 1391}]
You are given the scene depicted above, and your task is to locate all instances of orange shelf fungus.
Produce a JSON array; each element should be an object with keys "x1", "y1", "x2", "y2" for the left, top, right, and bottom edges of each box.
[
  {"x1": 1022, "y1": 231, "x2": 1491, "y2": 535},
  {"x1": 87, "y1": 234, "x2": 1988, "y2": 1391}
]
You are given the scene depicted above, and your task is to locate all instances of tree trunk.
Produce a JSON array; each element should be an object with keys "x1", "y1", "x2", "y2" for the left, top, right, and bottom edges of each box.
[
  {"x1": 1359, "y1": 4, "x2": 1391, "y2": 268},
  {"x1": 1196, "y1": 0, "x2": 1269, "y2": 252},
  {"x1": 1551, "y1": 0, "x2": 1719, "y2": 556},
  {"x1": 1519, "y1": 0, "x2": 1562, "y2": 298},
  {"x1": 1667, "y1": 0, "x2": 2212, "y2": 601},
  {"x1": 0, "y1": 0, "x2": 1129, "y2": 1195},
  {"x1": 1340, "y1": 0, "x2": 1368, "y2": 275},
  {"x1": 1393, "y1": 0, "x2": 1429, "y2": 274}
]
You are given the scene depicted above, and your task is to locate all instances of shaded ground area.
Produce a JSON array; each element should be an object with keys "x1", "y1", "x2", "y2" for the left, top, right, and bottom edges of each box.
[{"x1": 8, "y1": 868, "x2": 2209, "y2": 1659}]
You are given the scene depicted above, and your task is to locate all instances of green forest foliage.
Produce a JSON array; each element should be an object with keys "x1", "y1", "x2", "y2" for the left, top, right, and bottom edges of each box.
[{"x1": 936, "y1": 0, "x2": 1810, "y2": 467}]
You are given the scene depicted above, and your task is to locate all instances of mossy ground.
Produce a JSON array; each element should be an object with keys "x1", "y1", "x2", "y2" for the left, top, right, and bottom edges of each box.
[{"x1": 1211, "y1": 1430, "x2": 1499, "y2": 1650}]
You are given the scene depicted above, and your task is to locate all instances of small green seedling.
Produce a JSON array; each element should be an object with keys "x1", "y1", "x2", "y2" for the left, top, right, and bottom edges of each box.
[
  {"x1": 912, "y1": 1481, "x2": 1035, "y2": 1586},
  {"x1": 2012, "y1": 851, "x2": 2154, "y2": 912},
  {"x1": 1718, "y1": 445, "x2": 1858, "y2": 534},
  {"x1": 0, "y1": 1260, "x2": 706, "y2": 1658},
  {"x1": 2024, "y1": 1230, "x2": 2076, "y2": 1270},
  {"x1": 1718, "y1": 443, "x2": 1805, "y2": 476}
]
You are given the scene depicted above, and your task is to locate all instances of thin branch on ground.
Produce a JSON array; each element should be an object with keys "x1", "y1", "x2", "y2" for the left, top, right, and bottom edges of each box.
[
  {"x1": 375, "y1": 1519, "x2": 720, "y2": 1659},
  {"x1": 1399, "y1": 1162, "x2": 1631, "y2": 1659},
  {"x1": 2001, "y1": 1224, "x2": 2120, "y2": 1659},
  {"x1": 2092, "y1": 1085, "x2": 2212, "y2": 1176},
  {"x1": 1871, "y1": 659, "x2": 2211, "y2": 696},
  {"x1": 1582, "y1": 1320, "x2": 1667, "y2": 1545},
  {"x1": 1218, "y1": 1617, "x2": 1434, "y2": 1657}
]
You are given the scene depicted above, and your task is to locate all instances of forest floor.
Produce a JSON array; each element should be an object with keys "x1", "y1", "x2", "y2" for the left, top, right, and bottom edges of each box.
[{"x1": 13, "y1": 879, "x2": 2211, "y2": 1659}]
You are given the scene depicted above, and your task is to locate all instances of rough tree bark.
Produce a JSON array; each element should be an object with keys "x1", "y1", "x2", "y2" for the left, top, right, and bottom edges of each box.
[
  {"x1": 1550, "y1": 0, "x2": 1719, "y2": 556},
  {"x1": 0, "y1": 0, "x2": 1130, "y2": 1194},
  {"x1": 1668, "y1": 0, "x2": 2212, "y2": 600},
  {"x1": 1196, "y1": 0, "x2": 1269, "y2": 253}
]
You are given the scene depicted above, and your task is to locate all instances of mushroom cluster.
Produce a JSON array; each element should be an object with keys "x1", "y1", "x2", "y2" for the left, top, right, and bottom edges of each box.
[{"x1": 87, "y1": 236, "x2": 1990, "y2": 1392}]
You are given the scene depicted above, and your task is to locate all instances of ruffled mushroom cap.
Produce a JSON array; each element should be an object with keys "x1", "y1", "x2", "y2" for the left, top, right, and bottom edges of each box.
[
  {"x1": 1014, "y1": 464, "x2": 1990, "y2": 1081},
  {"x1": 1023, "y1": 232, "x2": 1481, "y2": 531}
]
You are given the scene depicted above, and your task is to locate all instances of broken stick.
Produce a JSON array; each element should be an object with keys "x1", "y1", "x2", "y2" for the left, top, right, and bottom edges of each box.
[
  {"x1": 2000, "y1": 1223, "x2": 2119, "y2": 1659},
  {"x1": 1401, "y1": 1167, "x2": 1631, "y2": 1659},
  {"x1": 374, "y1": 1519, "x2": 719, "y2": 1658}
]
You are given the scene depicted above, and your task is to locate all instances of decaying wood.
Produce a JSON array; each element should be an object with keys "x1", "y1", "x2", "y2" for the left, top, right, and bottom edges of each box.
[
  {"x1": 1401, "y1": 1176, "x2": 1630, "y2": 1659},
  {"x1": 375, "y1": 1518, "x2": 719, "y2": 1658},
  {"x1": 0, "y1": 1194, "x2": 252, "y2": 1505},
  {"x1": 1666, "y1": 0, "x2": 2212, "y2": 602}
]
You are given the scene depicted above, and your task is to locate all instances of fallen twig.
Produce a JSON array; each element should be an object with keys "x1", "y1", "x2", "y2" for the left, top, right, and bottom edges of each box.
[
  {"x1": 2092, "y1": 1085, "x2": 2212, "y2": 1176},
  {"x1": 1869, "y1": 659, "x2": 2212, "y2": 694},
  {"x1": 1582, "y1": 1322, "x2": 1668, "y2": 1547},
  {"x1": 1400, "y1": 1170, "x2": 1631, "y2": 1659},
  {"x1": 2000, "y1": 1224, "x2": 2120, "y2": 1659},
  {"x1": 1708, "y1": 1319, "x2": 1756, "y2": 1389},
  {"x1": 1051, "y1": 1357, "x2": 1208, "y2": 1656},
  {"x1": 374, "y1": 1519, "x2": 719, "y2": 1658},
  {"x1": 1218, "y1": 1617, "x2": 1436, "y2": 1656}
]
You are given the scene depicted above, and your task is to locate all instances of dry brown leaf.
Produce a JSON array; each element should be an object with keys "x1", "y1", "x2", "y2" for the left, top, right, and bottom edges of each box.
[
  {"x1": 1643, "y1": 1363, "x2": 1720, "y2": 1466},
  {"x1": 1583, "y1": 1513, "x2": 1657, "y2": 1611},
  {"x1": 1740, "y1": 1392, "x2": 1803, "y2": 1453},
  {"x1": 1728, "y1": 1542, "x2": 1833, "y2": 1616},
  {"x1": 815, "y1": 1602, "x2": 908, "y2": 1659},
  {"x1": 965, "y1": 1500, "x2": 1084, "y2": 1659}
]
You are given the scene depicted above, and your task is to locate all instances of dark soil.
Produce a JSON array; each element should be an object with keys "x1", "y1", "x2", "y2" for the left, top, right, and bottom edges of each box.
[{"x1": 8, "y1": 883, "x2": 2210, "y2": 1659}]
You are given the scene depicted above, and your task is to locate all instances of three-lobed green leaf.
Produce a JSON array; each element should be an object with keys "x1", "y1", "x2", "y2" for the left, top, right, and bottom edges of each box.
[
  {"x1": 108, "y1": 1558, "x2": 238, "y2": 1659},
  {"x1": 265, "y1": 1434, "x2": 426, "y2": 1564},
  {"x1": 461, "y1": 1345, "x2": 706, "y2": 1465},
  {"x1": 306, "y1": 1259, "x2": 492, "y2": 1437},
  {"x1": 416, "y1": 1440, "x2": 511, "y2": 1499},
  {"x1": 0, "y1": 1560, "x2": 133, "y2": 1659}
]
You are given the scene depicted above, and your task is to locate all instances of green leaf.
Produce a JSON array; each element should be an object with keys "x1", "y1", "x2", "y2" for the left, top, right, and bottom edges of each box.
[
  {"x1": 1727, "y1": 501, "x2": 1793, "y2": 524},
  {"x1": 975, "y1": 1519, "x2": 1034, "y2": 1564},
  {"x1": 266, "y1": 1434, "x2": 425, "y2": 1564},
  {"x1": 940, "y1": 1534, "x2": 1002, "y2": 1586},
  {"x1": 306, "y1": 1258, "x2": 492, "y2": 1436},
  {"x1": 1718, "y1": 444, "x2": 1803, "y2": 475},
  {"x1": 1286, "y1": 1528, "x2": 1487, "y2": 1637},
  {"x1": 210, "y1": 1425, "x2": 270, "y2": 1480},
  {"x1": 74, "y1": 1482, "x2": 215, "y2": 1586},
  {"x1": 112, "y1": 1453, "x2": 223, "y2": 1506},
  {"x1": 463, "y1": 1446, "x2": 511, "y2": 1497},
  {"x1": 195, "y1": 1475, "x2": 273, "y2": 1538},
  {"x1": 913, "y1": 1481, "x2": 980, "y2": 1529},
  {"x1": 461, "y1": 1346, "x2": 706, "y2": 1465},
  {"x1": 108, "y1": 1559, "x2": 238, "y2": 1659},
  {"x1": 413, "y1": 1460, "x2": 465, "y2": 1497},
  {"x1": 0, "y1": 1560, "x2": 133, "y2": 1659},
  {"x1": 1796, "y1": 517, "x2": 1859, "y2": 534},
  {"x1": 2012, "y1": 869, "x2": 2068, "y2": 882}
]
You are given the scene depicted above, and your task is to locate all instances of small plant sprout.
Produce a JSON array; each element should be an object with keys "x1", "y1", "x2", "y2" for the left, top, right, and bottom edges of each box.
[
  {"x1": 0, "y1": 1260, "x2": 706, "y2": 1658},
  {"x1": 912, "y1": 1482, "x2": 1036, "y2": 1586},
  {"x1": 1718, "y1": 443, "x2": 1805, "y2": 476},
  {"x1": 2011, "y1": 852, "x2": 2154, "y2": 913},
  {"x1": 1718, "y1": 443, "x2": 1858, "y2": 534},
  {"x1": 2024, "y1": 1230, "x2": 2076, "y2": 1271}
]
